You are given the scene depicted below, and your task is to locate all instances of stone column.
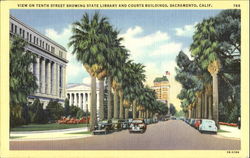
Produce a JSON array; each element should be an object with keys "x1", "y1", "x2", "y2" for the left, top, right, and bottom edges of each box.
[
  {"x1": 57, "y1": 64, "x2": 61, "y2": 97},
  {"x1": 73, "y1": 93, "x2": 76, "y2": 106},
  {"x1": 52, "y1": 62, "x2": 56, "y2": 96},
  {"x1": 62, "y1": 66, "x2": 66, "y2": 98},
  {"x1": 41, "y1": 58, "x2": 46, "y2": 94},
  {"x1": 208, "y1": 60, "x2": 220, "y2": 127},
  {"x1": 69, "y1": 93, "x2": 72, "y2": 106},
  {"x1": 35, "y1": 57, "x2": 40, "y2": 93},
  {"x1": 47, "y1": 61, "x2": 51, "y2": 95},
  {"x1": 79, "y1": 93, "x2": 83, "y2": 110}
]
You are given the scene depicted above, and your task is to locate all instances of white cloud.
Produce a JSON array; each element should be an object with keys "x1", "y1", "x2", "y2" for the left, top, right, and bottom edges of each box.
[
  {"x1": 175, "y1": 22, "x2": 197, "y2": 37},
  {"x1": 151, "y1": 42, "x2": 182, "y2": 56},
  {"x1": 82, "y1": 77, "x2": 101, "y2": 85},
  {"x1": 45, "y1": 26, "x2": 88, "y2": 84},
  {"x1": 119, "y1": 26, "x2": 170, "y2": 60},
  {"x1": 182, "y1": 47, "x2": 193, "y2": 60}
]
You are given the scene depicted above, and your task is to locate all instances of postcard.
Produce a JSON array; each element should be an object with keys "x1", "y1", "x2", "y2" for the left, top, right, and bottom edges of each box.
[{"x1": 0, "y1": 0, "x2": 249, "y2": 158}]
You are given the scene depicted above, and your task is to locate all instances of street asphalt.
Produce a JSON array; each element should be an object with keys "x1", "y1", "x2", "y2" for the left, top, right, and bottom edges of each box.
[{"x1": 10, "y1": 120, "x2": 240, "y2": 150}]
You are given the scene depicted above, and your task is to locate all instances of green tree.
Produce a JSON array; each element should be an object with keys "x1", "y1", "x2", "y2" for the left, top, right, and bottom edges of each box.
[
  {"x1": 64, "y1": 98, "x2": 70, "y2": 117},
  {"x1": 169, "y1": 104, "x2": 176, "y2": 116},
  {"x1": 10, "y1": 35, "x2": 38, "y2": 127},
  {"x1": 29, "y1": 99, "x2": 48, "y2": 124},
  {"x1": 68, "y1": 12, "x2": 110, "y2": 130},
  {"x1": 46, "y1": 100, "x2": 64, "y2": 121}
]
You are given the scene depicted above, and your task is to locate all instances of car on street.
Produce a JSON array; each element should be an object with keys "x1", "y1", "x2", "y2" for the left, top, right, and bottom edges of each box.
[
  {"x1": 199, "y1": 119, "x2": 217, "y2": 134},
  {"x1": 194, "y1": 119, "x2": 201, "y2": 129},
  {"x1": 93, "y1": 119, "x2": 113, "y2": 135},
  {"x1": 189, "y1": 119, "x2": 196, "y2": 127},
  {"x1": 129, "y1": 119, "x2": 147, "y2": 133},
  {"x1": 111, "y1": 119, "x2": 123, "y2": 131},
  {"x1": 120, "y1": 119, "x2": 130, "y2": 129},
  {"x1": 170, "y1": 116, "x2": 176, "y2": 120}
]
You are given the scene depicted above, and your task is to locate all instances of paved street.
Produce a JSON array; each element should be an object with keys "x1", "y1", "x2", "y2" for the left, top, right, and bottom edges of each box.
[{"x1": 10, "y1": 120, "x2": 240, "y2": 150}]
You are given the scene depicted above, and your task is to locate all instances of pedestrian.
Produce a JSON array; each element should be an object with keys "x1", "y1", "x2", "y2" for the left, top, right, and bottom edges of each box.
[{"x1": 237, "y1": 116, "x2": 241, "y2": 129}]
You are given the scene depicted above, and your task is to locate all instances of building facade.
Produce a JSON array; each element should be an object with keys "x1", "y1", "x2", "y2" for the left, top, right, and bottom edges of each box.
[
  {"x1": 10, "y1": 15, "x2": 68, "y2": 107},
  {"x1": 151, "y1": 77, "x2": 170, "y2": 105},
  {"x1": 66, "y1": 83, "x2": 100, "y2": 113}
]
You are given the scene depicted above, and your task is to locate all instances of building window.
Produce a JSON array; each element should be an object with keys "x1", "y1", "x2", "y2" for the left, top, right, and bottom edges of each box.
[
  {"x1": 46, "y1": 43, "x2": 48, "y2": 50},
  {"x1": 36, "y1": 38, "x2": 38, "y2": 45},
  {"x1": 33, "y1": 36, "x2": 36, "y2": 44},
  {"x1": 14, "y1": 25, "x2": 17, "y2": 34},
  {"x1": 22, "y1": 30, "x2": 25, "y2": 38},
  {"x1": 42, "y1": 41, "x2": 44, "y2": 48},
  {"x1": 59, "y1": 51, "x2": 63, "y2": 57},
  {"x1": 48, "y1": 45, "x2": 50, "y2": 51},
  {"x1": 27, "y1": 32, "x2": 29, "y2": 41},
  {"x1": 19, "y1": 28, "x2": 22, "y2": 35},
  {"x1": 11, "y1": 23, "x2": 14, "y2": 32},
  {"x1": 51, "y1": 46, "x2": 55, "y2": 53},
  {"x1": 30, "y1": 34, "x2": 32, "y2": 42},
  {"x1": 40, "y1": 40, "x2": 42, "y2": 47}
]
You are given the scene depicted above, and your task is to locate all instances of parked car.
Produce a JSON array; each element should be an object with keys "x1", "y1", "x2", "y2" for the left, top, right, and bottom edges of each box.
[
  {"x1": 189, "y1": 119, "x2": 196, "y2": 127},
  {"x1": 194, "y1": 119, "x2": 201, "y2": 129},
  {"x1": 199, "y1": 119, "x2": 217, "y2": 134},
  {"x1": 144, "y1": 118, "x2": 151, "y2": 125},
  {"x1": 170, "y1": 116, "x2": 176, "y2": 120},
  {"x1": 93, "y1": 119, "x2": 113, "y2": 135},
  {"x1": 120, "y1": 119, "x2": 130, "y2": 129},
  {"x1": 152, "y1": 117, "x2": 158, "y2": 123},
  {"x1": 129, "y1": 119, "x2": 147, "y2": 133},
  {"x1": 111, "y1": 119, "x2": 123, "y2": 131}
]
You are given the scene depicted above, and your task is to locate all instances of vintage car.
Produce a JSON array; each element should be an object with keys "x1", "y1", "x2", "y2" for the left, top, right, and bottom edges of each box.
[
  {"x1": 129, "y1": 119, "x2": 147, "y2": 133},
  {"x1": 194, "y1": 119, "x2": 201, "y2": 129},
  {"x1": 199, "y1": 119, "x2": 217, "y2": 134},
  {"x1": 111, "y1": 119, "x2": 123, "y2": 131},
  {"x1": 92, "y1": 119, "x2": 113, "y2": 135},
  {"x1": 120, "y1": 119, "x2": 130, "y2": 129}
]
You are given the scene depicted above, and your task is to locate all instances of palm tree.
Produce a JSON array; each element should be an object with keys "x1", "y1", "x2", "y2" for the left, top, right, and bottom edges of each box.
[
  {"x1": 10, "y1": 35, "x2": 38, "y2": 127},
  {"x1": 68, "y1": 12, "x2": 110, "y2": 131}
]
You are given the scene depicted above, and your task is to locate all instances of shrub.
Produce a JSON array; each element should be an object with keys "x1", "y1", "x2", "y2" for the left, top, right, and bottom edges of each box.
[{"x1": 46, "y1": 100, "x2": 64, "y2": 121}]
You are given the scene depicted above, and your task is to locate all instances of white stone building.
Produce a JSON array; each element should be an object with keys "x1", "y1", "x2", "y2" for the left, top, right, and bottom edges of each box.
[
  {"x1": 66, "y1": 83, "x2": 100, "y2": 113},
  {"x1": 10, "y1": 15, "x2": 68, "y2": 107}
]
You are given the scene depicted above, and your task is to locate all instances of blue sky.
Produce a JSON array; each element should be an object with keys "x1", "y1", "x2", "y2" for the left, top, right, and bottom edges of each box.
[{"x1": 10, "y1": 9, "x2": 222, "y2": 109}]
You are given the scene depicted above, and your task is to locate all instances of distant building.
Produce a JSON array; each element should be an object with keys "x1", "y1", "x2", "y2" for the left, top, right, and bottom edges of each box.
[
  {"x1": 66, "y1": 83, "x2": 100, "y2": 113},
  {"x1": 10, "y1": 15, "x2": 68, "y2": 107},
  {"x1": 151, "y1": 76, "x2": 170, "y2": 105}
]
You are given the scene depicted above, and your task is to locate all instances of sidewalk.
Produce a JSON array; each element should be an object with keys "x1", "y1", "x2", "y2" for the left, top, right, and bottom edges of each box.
[
  {"x1": 217, "y1": 125, "x2": 240, "y2": 139},
  {"x1": 10, "y1": 127, "x2": 92, "y2": 141}
]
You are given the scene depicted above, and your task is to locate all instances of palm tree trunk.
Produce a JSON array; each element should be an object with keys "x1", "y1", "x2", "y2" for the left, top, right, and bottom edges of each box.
[
  {"x1": 146, "y1": 109, "x2": 149, "y2": 119},
  {"x1": 90, "y1": 75, "x2": 97, "y2": 131},
  {"x1": 132, "y1": 101, "x2": 136, "y2": 119},
  {"x1": 99, "y1": 79, "x2": 104, "y2": 120},
  {"x1": 113, "y1": 89, "x2": 118, "y2": 119},
  {"x1": 204, "y1": 92, "x2": 208, "y2": 119},
  {"x1": 107, "y1": 77, "x2": 112, "y2": 120},
  {"x1": 198, "y1": 96, "x2": 202, "y2": 119},
  {"x1": 188, "y1": 108, "x2": 191, "y2": 118},
  {"x1": 125, "y1": 108, "x2": 129, "y2": 119},
  {"x1": 212, "y1": 73, "x2": 219, "y2": 128},
  {"x1": 139, "y1": 111, "x2": 142, "y2": 118},
  {"x1": 119, "y1": 91, "x2": 124, "y2": 119},
  {"x1": 208, "y1": 95, "x2": 213, "y2": 119}
]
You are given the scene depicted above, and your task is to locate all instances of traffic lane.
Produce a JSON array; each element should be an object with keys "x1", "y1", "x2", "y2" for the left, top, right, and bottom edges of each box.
[{"x1": 10, "y1": 120, "x2": 240, "y2": 150}]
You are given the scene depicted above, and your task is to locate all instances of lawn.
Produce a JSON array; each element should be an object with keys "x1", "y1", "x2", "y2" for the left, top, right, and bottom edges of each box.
[
  {"x1": 67, "y1": 131, "x2": 92, "y2": 135},
  {"x1": 11, "y1": 123, "x2": 88, "y2": 132},
  {"x1": 218, "y1": 129, "x2": 229, "y2": 133}
]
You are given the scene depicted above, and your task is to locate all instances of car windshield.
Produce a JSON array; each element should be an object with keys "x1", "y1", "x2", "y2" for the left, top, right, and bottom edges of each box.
[
  {"x1": 100, "y1": 120, "x2": 109, "y2": 124},
  {"x1": 132, "y1": 120, "x2": 143, "y2": 123},
  {"x1": 203, "y1": 120, "x2": 215, "y2": 124},
  {"x1": 112, "y1": 120, "x2": 119, "y2": 123}
]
